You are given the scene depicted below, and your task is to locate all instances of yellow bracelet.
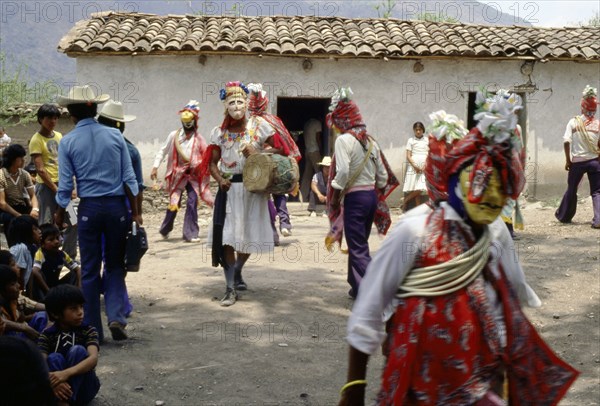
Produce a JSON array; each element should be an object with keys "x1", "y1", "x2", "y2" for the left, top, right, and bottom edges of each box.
[{"x1": 340, "y1": 379, "x2": 367, "y2": 395}]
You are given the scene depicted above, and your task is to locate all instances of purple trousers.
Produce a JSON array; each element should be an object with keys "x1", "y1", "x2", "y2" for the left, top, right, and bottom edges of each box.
[
  {"x1": 159, "y1": 182, "x2": 199, "y2": 241},
  {"x1": 273, "y1": 194, "x2": 292, "y2": 231},
  {"x1": 343, "y1": 189, "x2": 378, "y2": 298},
  {"x1": 555, "y1": 158, "x2": 600, "y2": 226}
]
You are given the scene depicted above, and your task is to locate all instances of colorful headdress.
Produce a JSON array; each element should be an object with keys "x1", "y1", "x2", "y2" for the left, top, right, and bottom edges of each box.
[
  {"x1": 581, "y1": 85, "x2": 598, "y2": 116},
  {"x1": 247, "y1": 83, "x2": 268, "y2": 115},
  {"x1": 444, "y1": 89, "x2": 525, "y2": 203},
  {"x1": 424, "y1": 110, "x2": 468, "y2": 202},
  {"x1": 246, "y1": 82, "x2": 302, "y2": 162},
  {"x1": 179, "y1": 100, "x2": 200, "y2": 124},
  {"x1": 220, "y1": 81, "x2": 249, "y2": 102},
  {"x1": 326, "y1": 87, "x2": 366, "y2": 135}
]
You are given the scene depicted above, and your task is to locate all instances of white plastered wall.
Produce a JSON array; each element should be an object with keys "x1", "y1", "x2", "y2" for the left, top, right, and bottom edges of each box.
[{"x1": 75, "y1": 54, "x2": 599, "y2": 201}]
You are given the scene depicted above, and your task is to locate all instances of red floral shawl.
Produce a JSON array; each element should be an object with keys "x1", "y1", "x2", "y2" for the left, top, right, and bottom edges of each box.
[
  {"x1": 165, "y1": 129, "x2": 213, "y2": 206},
  {"x1": 378, "y1": 207, "x2": 578, "y2": 405}
]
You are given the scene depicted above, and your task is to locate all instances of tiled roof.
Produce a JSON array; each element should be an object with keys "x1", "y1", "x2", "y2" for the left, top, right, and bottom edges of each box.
[
  {"x1": 0, "y1": 103, "x2": 69, "y2": 118},
  {"x1": 58, "y1": 12, "x2": 600, "y2": 61}
]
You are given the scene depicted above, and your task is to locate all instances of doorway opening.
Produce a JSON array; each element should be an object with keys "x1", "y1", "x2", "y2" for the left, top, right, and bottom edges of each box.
[
  {"x1": 466, "y1": 91, "x2": 528, "y2": 153},
  {"x1": 276, "y1": 96, "x2": 331, "y2": 201}
]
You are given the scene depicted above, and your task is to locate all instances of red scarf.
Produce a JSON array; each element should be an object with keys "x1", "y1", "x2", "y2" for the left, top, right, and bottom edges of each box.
[
  {"x1": 165, "y1": 129, "x2": 213, "y2": 207},
  {"x1": 248, "y1": 92, "x2": 301, "y2": 162}
]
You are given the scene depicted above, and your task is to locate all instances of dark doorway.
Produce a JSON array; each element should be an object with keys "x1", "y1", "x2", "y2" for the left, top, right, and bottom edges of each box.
[{"x1": 276, "y1": 97, "x2": 331, "y2": 201}]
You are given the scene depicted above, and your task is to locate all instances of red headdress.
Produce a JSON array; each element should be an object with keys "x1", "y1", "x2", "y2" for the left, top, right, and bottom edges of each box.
[
  {"x1": 581, "y1": 85, "x2": 598, "y2": 121},
  {"x1": 247, "y1": 83, "x2": 301, "y2": 162},
  {"x1": 424, "y1": 110, "x2": 468, "y2": 203},
  {"x1": 444, "y1": 90, "x2": 525, "y2": 203}
]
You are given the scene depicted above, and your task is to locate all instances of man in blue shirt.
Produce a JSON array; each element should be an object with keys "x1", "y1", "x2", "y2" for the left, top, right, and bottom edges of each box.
[{"x1": 55, "y1": 85, "x2": 141, "y2": 342}]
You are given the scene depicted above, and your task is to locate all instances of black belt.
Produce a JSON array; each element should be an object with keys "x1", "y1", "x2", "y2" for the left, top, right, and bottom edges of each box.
[{"x1": 231, "y1": 174, "x2": 243, "y2": 183}]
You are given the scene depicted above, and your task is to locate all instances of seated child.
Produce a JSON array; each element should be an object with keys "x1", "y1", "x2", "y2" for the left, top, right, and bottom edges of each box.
[
  {"x1": 7, "y1": 215, "x2": 41, "y2": 295},
  {"x1": 0, "y1": 250, "x2": 45, "y2": 322},
  {"x1": 0, "y1": 265, "x2": 47, "y2": 340},
  {"x1": 307, "y1": 156, "x2": 331, "y2": 217},
  {"x1": 31, "y1": 224, "x2": 81, "y2": 301},
  {"x1": 38, "y1": 285, "x2": 100, "y2": 405}
]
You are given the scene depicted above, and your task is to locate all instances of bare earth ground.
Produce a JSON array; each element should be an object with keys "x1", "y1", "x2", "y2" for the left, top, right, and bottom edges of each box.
[{"x1": 89, "y1": 191, "x2": 599, "y2": 406}]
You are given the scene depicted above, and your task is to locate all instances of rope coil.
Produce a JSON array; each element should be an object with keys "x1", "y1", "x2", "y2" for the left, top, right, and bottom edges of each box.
[{"x1": 397, "y1": 227, "x2": 490, "y2": 298}]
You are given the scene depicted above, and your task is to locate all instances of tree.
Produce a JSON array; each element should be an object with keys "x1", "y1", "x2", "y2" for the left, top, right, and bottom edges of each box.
[
  {"x1": 0, "y1": 47, "x2": 57, "y2": 125},
  {"x1": 416, "y1": 12, "x2": 459, "y2": 23},
  {"x1": 374, "y1": 0, "x2": 397, "y2": 18},
  {"x1": 581, "y1": 12, "x2": 600, "y2": 27}
]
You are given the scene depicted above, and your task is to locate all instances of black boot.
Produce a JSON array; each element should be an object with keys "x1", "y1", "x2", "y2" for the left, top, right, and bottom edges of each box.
[{"x1": 234, "y1": 267, "x2": 247, "y2": 291}]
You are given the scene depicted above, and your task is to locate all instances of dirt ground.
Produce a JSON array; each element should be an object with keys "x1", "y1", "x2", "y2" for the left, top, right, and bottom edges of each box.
[{"x1": 88, "y1": 190, "x2": 599, "y2": 406}]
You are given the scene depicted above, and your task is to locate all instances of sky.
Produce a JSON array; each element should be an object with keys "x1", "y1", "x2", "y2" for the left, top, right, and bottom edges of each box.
[{"x1": 477, "y1": 0, "x2": 600, "y2": 27}]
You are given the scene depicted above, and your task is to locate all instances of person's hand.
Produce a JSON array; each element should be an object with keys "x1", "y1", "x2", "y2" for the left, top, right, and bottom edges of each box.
[
  {"x1": 219, "y1": 178, "x2": 232, "y2": 192},
  {"x1": 49, "y1": 370, "x2": 70, "y2": 387},
  {"x1": 565, "y1": 161, "x2": 571, "y2": 171},
  {"x1": 150, "y1": 167, "x2": 158, "y2": 181},
  {"x1": 132, "y1": 214, "x2": 143, "y2": 227},
  {"x1": 30, "y1": 209, "x2": 39, "y2": 220},
  {"x1": 338, "y1": 385, "x2": 366, "y2": 406},
  {"x1": 23, "y1": 324, "x2": 39, "y2": 340},
  {"x1": 53, "y1": 382, "x2": 73, "y2": 400},
  {"x1": 242, "y1": 144, "x2": 257, "y2": 157},
  {"x1": 71, "y1": 190, "x2": 78, "y2": 200},
  {"x1": 318, "y1": 194, "x2": 326, "y2": 203}
]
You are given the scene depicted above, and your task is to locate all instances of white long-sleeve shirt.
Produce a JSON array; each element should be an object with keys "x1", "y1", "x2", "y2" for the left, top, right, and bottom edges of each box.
[
  {"x1": 347, "y1": 202, "x2": 542, "y2": 355},
  {"x1": 153, "y1": 129, "x2": 195, "y2": 168},
  {"x1": 331, "y1": 133, "x2": 388, "y2": 191}
]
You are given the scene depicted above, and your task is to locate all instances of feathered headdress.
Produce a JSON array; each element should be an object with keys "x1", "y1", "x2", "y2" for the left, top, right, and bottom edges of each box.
[
  {"x1": 445, "y1": 88, "x2": 524, "y2": 203},
  {"x1": 424, "y1": 110, "x2": 468, "y2": 203}
]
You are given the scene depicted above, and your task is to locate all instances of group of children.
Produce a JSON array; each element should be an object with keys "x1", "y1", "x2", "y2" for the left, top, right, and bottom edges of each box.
[
  {"x1": 0, "y1": 223, "x2": 98, "y2": 405},
  {"x1": 0, "y1": 123, "x2": 97, "y2": 404}
]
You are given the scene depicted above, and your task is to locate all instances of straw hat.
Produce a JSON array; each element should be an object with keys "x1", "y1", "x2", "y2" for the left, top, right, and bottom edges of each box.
[
  {"x1": 98, "y1": 100, "x2": 136, "y2": 122},
  {"x1": 56, "y1": 85, "x2": 110, "y2": 106},
  {"x1": 318, "y1": 156, "x2": 332, "y2": 166}
]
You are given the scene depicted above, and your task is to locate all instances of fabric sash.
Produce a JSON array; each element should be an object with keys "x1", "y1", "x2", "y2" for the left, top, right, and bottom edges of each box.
[
  {"x1": 211, "y1": 187, "x2": 227, "y2": 268},
  {"x1": 325, "y1": 134, "x2": 398, "y2": 251},
  {"x1": 575, "y1": 115, "x2": 600, "y2": 155}
]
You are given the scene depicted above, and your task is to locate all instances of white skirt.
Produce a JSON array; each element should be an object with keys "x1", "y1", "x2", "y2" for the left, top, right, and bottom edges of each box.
[
  {"x1": 402, "y1": 155, "x2": 427, "y2": 192},
  {"x1": 207, "y1": 182, "x2": 274, "y2": 254}
]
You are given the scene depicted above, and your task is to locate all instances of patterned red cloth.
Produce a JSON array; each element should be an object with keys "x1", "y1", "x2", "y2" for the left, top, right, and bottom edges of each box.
[
  {"x1": 378, "y1": 207, "x2": 578, "y2": 405},
  {"x1": 424, "y1": 134, "x2": 460, "y2": 203},
  {"x1": 326, "y1": 100, "x2": 366, "y2": 140},
  {"x1": 445, "y1": 128, "x2": 524, "y2": 204},
  {"x1": 581, "y1": 94, "x2": 598, "y2": 113},
  {"x1": 165, "y1": 130, "x2": 213, "y2": 207},
  {"x1": 248, "y1": 91, "x2": 301, "y2": 162}
]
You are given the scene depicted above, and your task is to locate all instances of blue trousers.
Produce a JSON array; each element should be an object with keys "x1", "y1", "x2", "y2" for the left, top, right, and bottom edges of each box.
[
  {"x1": 343, "y1": 190, "x2": 377, "y2": 298},
  {"x1": 78, "y1": 196, "x2": 129, "y2": 342},
  {"x1": 6, "y1": 311, "x2": 48, "y2": 339},
  {"x1": 47, "y1": 345, "x2": 100, "y2": 405}
]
